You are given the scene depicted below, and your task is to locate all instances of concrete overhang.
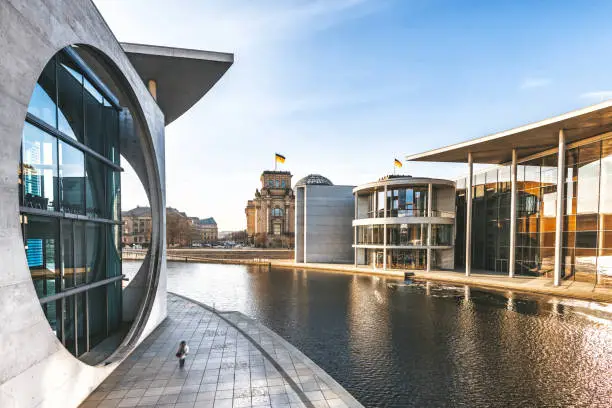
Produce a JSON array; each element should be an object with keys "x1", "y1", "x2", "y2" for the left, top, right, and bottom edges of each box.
[
  {"x1": 121, "y1": 42, "x2": 234, "y2": 125},
  {"x1": 405, "y1": 100, "x2": 612, "y2": 164}
]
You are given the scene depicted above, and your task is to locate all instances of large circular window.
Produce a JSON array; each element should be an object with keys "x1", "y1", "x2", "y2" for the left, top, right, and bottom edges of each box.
[{"x1": 19, "y1": 46, "x2": 124, "y2": 360}]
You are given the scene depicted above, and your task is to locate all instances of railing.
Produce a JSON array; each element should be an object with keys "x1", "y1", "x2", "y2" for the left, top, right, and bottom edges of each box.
[{"x1": 356, "y1": 209, "x2": 456, "y2": 219}]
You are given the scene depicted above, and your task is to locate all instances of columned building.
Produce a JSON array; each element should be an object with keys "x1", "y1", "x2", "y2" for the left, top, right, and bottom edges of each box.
[
  {"x1": 0, "y1": 1, "x2": 232, "y2": 406},
  {"x1": 407, "y1": 102, "x2": 612, "y2": 287},
  {"x1": 353, "y1": 176, "x2": 456, "y2": 271},
  {"x1": 245, "y1": 171, "x2": 295, "y2": 248}
]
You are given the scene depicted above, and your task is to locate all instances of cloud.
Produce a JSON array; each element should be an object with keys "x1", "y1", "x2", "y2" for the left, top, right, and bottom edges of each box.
[
  {"x1": 520, "y1": 77, "x2": 552, "y2": 89},
  {"x1": 580, "y1": 91, "x2": 612, "y2": 101}
]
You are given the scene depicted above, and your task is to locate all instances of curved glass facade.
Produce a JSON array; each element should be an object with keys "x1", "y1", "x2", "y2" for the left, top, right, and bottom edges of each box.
[
  {"x1": 19, "y1": 48, "x2": 123, "y2": 359},
  {"x1": 354, "y1": 178, "x2": 456, "y2": 270}
]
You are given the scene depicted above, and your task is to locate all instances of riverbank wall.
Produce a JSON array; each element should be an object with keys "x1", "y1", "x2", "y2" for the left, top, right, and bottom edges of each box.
[
  {"x1": 126, "y1": 250, "x2": 611, "y2": 303},
  {"x1": 123, "y1": 248, "x2": 293, "y2": 265}
]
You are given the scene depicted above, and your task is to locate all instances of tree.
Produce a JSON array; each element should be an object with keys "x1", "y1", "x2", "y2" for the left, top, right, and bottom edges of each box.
[{"x1": 166, "y1": 211, "x2": 191, "y2": 247}]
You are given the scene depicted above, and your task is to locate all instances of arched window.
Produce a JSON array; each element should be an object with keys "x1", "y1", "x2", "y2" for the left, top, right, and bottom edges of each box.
[
  {"x1": 275, "y1": 180, "x2": 280, "y2": 187},
  {"x1": 272, "y1": 207, "x2": 284, "y2": 217},
  {"x1": 281, "y1": 180, "x2": 286, "y2": 188}
]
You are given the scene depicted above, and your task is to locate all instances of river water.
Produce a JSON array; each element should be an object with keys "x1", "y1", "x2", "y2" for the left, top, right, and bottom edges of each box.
[{"x1": 124, "y1": 261, "x2": 612, "y2": 407}]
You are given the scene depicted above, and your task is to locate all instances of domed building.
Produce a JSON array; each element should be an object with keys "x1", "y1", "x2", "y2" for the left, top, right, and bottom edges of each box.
[
  {"x1": 295, "y1": 174, "x2": 334, "y2": 187},
  {"x1": 294, "y1": 175, "x2": 355, "y2": 264}
]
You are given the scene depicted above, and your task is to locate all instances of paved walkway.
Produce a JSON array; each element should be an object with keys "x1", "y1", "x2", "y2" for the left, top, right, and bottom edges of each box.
[
  {"x1": 270, "y1": 260, "x2": 612, "y2": 303},
  {"x1": 80, "y1": 294, "x2": 362, "y2": 408}
]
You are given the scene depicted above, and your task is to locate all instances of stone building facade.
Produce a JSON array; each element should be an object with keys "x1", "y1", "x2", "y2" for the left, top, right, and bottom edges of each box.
[
  {"x1": 246, "y1": 171, "x2": 295, "y2": 248},
  {"x1": 190, "y1": 217, "x2": 219, "y2": 244},
  {"x1": 122, "y1": 206, "x2": 153, "y2": 247}
]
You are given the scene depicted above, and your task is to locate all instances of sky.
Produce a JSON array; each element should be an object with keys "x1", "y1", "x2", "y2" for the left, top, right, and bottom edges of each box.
[{"x1": 93, "y1": 0, "x2": 612, "y2": 231}]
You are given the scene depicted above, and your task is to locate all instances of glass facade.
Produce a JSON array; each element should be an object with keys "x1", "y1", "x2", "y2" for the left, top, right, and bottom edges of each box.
[
  {"x1": 355, "y1": 180, "x2": 456, "y2": 270},
  {"x1": 19, "y1": 48, "x2": 123, "y2": 358},
  {"x1": 456, "y1": 135, "x2": 612, "y2": 286}
]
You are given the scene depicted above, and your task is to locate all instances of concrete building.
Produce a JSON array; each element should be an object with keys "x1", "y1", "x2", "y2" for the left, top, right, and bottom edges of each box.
[
  {"x1": 407, "y1": 102, "x2": 612, "y2": 288},
  {"x1": 353, "y1": 176, "x2": 456, "y2": 271},
  {"x1": 295, "y1": 175, "x2": 355, "y2": 264},
  {"x1": 246, "y1": 170, "x2": 295, "y2": 248},
  {"x1": 0, "y1": 1, "x2": 232, "y2": 406}
]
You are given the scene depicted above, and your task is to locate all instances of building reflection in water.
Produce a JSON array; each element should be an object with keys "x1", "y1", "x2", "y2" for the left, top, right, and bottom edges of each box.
[{"x1": 158, "y1": 262, "x2": 612, "y2": 407}]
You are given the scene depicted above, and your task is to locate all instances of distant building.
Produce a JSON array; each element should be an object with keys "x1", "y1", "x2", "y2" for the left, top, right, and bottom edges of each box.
[
  {"x1": 294, "y1": 175, "x2": 355, "y2": 263},
  {"x1": 245, "y1": 170, "x2": 295, "y2": 248},
  {"x1": 123, "y1": 206, "x2": 217, "y2": 247},
  {"x1": 191, "y1": 217, "x2": 218, "y2": 244},
  {"x1": 122, "y1": 206, "x2": 153, "y2": 247}
]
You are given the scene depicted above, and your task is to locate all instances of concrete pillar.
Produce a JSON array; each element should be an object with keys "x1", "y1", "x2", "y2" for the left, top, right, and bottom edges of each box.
[
  {"x1": 383, "y1": 185, "x2": 387, "y2": 270},
  {"x1": 147, "y1": 79, "x2": 157, "y2": 100},
  {"x1": 354, "y1": 192, "x2": 358, "y2": 267},
  {"x1": 466, "y1": 152, "x2": 473, "y2": 276},
  {"x1": 553, "y1": 129, "x2": 566, "y2": 286},
  {"x1": 254, "y1": 207, "x2": 258, "y2": 234},
  {"x1": 509, "y1": 149, "x2": 517, "y2": 278},
  {"x1": 354, "y1": 226, "x2": 357, "y2": 267},
  {"x1": 427, "y1": 183, "x2": 432, "y2": 272}
]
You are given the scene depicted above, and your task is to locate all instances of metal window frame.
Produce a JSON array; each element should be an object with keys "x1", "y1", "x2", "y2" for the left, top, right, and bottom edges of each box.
[{"x1": 39, "y1": 274, "x2": 124, "y2": 305}]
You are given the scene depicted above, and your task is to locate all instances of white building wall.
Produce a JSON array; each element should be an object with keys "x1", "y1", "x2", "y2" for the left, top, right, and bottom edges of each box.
[
  {"x1": 295, "y1": 187, "x2": 305, "y2": 263},
  {"x1": 302, "y1": 186, "x2": 354, "y2": 263}
]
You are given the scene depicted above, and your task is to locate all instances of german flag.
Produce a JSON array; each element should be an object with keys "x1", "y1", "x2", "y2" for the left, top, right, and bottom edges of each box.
[
  {"x1": 275, "y1": 153, "x2": 286, "y2": 164},
  {"x1": 394, "y1": 158, "x2": 403, "y2": 168}
]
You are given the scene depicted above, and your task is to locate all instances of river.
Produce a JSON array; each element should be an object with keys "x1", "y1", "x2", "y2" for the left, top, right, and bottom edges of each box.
[{"x1": 124, "y1": 261, "x2": 612, "y2": 407}]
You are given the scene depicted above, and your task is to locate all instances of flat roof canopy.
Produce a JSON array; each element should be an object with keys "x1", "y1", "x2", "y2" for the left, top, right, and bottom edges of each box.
[
  {"x1": 122, "y1": 43, "x2": 234, "y2": 125},
  {"x1": 405, "y1": 100, "x2": 612, "y2": 164}
]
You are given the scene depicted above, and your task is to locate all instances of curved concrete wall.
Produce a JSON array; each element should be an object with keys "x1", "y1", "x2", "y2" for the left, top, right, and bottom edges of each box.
[{"x1": 0, "y1": 1, "x2": 167, "y2": 406}]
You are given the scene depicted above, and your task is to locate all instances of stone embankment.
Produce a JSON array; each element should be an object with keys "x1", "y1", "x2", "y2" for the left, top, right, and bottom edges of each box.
[{"x1": 123, "y1": 248, "x2": 293, "y2": 266}]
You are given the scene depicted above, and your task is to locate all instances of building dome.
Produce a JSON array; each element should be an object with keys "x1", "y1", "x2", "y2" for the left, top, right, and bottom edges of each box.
[{"x1": 295, "y1": 174, "x2": 333, "y2": 186}]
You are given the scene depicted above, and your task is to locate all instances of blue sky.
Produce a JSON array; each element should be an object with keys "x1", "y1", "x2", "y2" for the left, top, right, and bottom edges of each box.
[{"x1": 94, "y1": 0, "x2": 612, "y2": 230}]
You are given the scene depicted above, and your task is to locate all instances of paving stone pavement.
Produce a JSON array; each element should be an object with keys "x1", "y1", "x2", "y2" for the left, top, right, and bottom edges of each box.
[{"x1": 80, "y1": 293, "x2": 363, "y2": 408}]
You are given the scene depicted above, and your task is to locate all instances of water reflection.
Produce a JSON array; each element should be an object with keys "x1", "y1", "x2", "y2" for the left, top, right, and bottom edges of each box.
[{"x1": 123, "y1": 261, "x2": 612, "y2": 407}]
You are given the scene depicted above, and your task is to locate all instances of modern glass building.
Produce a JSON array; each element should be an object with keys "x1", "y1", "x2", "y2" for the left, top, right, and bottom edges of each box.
[
  {"x1": 19, "y1": 48, "x2": 123, "y2": 358},
  {"x1": 353, "y1": 176, "x2": 456, "y2": 270},
  {"x1": 407, "y1": 103, "x2": 612, "y2": 287}
]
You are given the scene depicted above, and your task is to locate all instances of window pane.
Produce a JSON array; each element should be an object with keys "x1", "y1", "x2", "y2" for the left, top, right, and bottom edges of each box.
[
  {"x1": 432, "y1": 224, "x2": 453, "y2": 246},
  {"x1": 76, "y1": 293, "x2": 87, "y2": 356},
  {"x1": 25, "y1": 215, "x2": 60, "y2": 298},
  {"x1": 107, "y1": 281, "x2": 122, "y2": 333},
  {"x1": 106, "y1": 108, "x2": 120, "y2": 164},
  {"x1": 576, "y1": 161, "x2": 600, "y2": 214},
  {"x1": 61, "y1": 219, "x2": 74, "y2": 289},
  {"x1": 107, "y1": 169, "x2": 120, "y2": 221},
  {"x1": 86, "y1": 156, "x2": 105, "y2": 218},
  {"x1": 22, "y1": 123, "x2": 58, "y2": 211},
  {"x1": 59, "y1": 141, "x2": 85, "y2": 214},
  {"x1": 63, "y1": 295, "x2": 76, "y2": 355},
  {"x1": 107, "y1": 224, "x2": 121, "y2": 278},
  {"x1": 42, "y1": 299, "x2": 62, "y2": 340},
  {"x1": 88, "y1": 285, "x2": 107, "y2": 349},
  {"x1": 75, "y1": 221, "x2": 87, "y2": 286},
  {"x1": 57, "y1": 55, "x2": 84, "y2": 142},
  {"x1": 84, "y1": 78, "x2": 106, "y2": 156},
  {"x1": 86, "y1": 222, "x2": 106, "y2": 282},
  {"x1": 28, "y1": 57, "x2": 57, "y2": 128},
  {"x1": 600, "y1": 139, "x2": 612, "y2": 214}
]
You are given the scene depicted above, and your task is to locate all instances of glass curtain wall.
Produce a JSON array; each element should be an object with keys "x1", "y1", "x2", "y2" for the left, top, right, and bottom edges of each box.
[
  {"x1": 455, "y1": 135, "x2": 612, "y2": 285},
  {"x1": 19, "y1": 48, "x2": 123, "y2": 358}
]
